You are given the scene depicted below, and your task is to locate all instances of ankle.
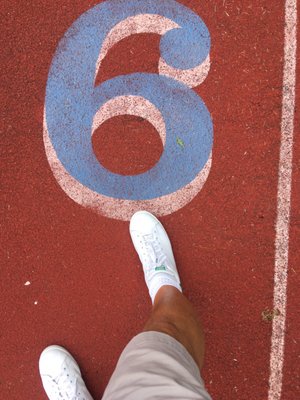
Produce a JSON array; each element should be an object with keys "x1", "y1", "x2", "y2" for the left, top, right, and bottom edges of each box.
[
  {"x1": 149, "y1": 277, "x2": 182, "y2": 304},
  {"x1": 153, "y1": 285, "x2": 183, "y2": 305}
]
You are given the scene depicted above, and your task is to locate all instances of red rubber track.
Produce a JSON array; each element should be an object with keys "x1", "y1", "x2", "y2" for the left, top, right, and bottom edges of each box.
[{"x1": 1, "y1": 1, "x2": 299, "y2": 399}]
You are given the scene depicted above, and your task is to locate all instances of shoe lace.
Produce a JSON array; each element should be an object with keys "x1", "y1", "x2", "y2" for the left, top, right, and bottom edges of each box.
[
  {"x1": 43, "y1": 374, "x2": 89, "y2": 400},
  {"x1": 142, "y1": 233, "x2": 167, "y2": 279}
]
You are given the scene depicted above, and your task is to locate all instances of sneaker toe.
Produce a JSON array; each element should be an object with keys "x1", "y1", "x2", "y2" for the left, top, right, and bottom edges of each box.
[
  {"x1": 39, "y1": 345, "x2": 76, "y2": 377},
  {"x1": 130, "y1": 211, "x2": 159, "y2": 235}
]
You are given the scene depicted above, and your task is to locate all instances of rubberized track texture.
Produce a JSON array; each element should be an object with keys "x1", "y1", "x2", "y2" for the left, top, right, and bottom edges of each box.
[{"x1": 1, "y1": 1, "x2": 299, "y2": 400}]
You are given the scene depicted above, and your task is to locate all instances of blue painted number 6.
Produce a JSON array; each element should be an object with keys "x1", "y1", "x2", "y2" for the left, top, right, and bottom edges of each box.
[{"x1": 44, "y1": 0, "x2": 213, "y2": 220}]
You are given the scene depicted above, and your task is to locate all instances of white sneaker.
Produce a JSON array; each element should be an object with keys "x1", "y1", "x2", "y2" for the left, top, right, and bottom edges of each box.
[
  {"x1": 129, "y1": 211, "x2": 182, "y2": 302},
  {"x1": 39, "y1": 345, "x2": 93, "y2": 400}
]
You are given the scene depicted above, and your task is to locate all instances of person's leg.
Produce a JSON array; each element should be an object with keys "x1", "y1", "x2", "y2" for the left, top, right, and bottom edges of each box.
[
  {"x1": 130, "y1": 211, "x2": 206, "y2": 371},
  {"x1": 143, "y1": 285, "x2": 205, "y2": 370},
  {"x1": 101, "y1": 211, "x2": 211, "y2": 400}
]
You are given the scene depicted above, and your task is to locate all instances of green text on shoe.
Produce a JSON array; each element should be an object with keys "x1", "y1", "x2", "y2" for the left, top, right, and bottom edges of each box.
[{"x1": 155, "y1": 265, "x2": 167, "y2": 271}]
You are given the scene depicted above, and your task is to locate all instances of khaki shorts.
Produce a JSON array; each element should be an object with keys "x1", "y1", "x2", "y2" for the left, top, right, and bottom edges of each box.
[{"x1": 102, "y1": 331, "x2": 212, "y2": 400}]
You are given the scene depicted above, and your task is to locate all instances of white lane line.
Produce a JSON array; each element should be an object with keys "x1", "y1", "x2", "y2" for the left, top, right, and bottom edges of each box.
[{"x1": 268, "y1": 1, "x2": 298, "y2": 399}]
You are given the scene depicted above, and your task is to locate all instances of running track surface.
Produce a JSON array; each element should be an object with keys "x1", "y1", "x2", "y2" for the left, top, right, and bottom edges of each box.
[{"x1": 1, "y1": 1, "x2": 299, "y2": 399}]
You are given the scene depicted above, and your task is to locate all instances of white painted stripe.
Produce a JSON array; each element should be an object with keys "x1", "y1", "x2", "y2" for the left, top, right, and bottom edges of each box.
[
  {"x1": 159, "y1": 54, "x2": 210, "y2": 88},
  {"x1": 269, "y1": 1, "x2": 297, "y2": 399}
]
